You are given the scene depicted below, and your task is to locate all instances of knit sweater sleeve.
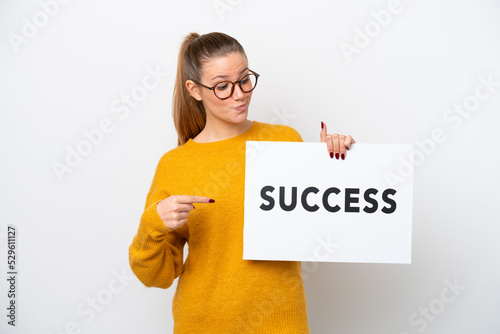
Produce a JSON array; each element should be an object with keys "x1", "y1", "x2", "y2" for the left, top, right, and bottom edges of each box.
[{"x1": 128, "y1": 154, "x2": 186, "y2": 289}]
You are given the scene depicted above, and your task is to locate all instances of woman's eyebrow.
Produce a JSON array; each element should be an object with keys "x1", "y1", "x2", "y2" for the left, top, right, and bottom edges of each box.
[{"x1": 210, "y1": 68, "x2": 249, "y2": 81}]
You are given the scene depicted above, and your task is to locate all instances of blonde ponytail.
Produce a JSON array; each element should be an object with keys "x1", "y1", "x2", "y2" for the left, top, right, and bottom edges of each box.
[{"x1": 172, "y1": 33, "x2": 205, "y2": 146}]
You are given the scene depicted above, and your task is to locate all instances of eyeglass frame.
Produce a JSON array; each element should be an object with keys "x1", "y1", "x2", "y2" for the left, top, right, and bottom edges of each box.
[{"x1": 190, "y1": 70, "x2": 260, "y2": 100}]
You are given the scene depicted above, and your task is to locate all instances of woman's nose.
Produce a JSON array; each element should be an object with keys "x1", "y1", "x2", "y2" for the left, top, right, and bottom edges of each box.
[{"x1": 232, "y1": 83, "x2": 245, "y2": 99}]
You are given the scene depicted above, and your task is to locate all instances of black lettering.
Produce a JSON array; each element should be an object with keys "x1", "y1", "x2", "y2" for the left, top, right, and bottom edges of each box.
[
  {"x1": 279, "y1": 186, "x2": 297, "y2": 211},
  {"x1": 260, "y1": 185, "x2": 275, "y2": 211},
  {"x1": 322, "y1": 187, "x2": 340, "y2": 212},
  {"x1": 382, "y1": 188, "x2": 397, "y2": 213},
  {"x1": 301, "y1": 187, "x2": 319, "y2": 212},
  {"x1": 363, "y1": 188, "x2": 378, "y2": 213},
  {"x1": 345, "y1": 188, "x2": 360, "y2": 213}
]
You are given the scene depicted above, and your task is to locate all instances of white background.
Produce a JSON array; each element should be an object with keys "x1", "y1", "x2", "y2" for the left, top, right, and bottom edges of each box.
[{"x1": 1, "y1": 0, "x2": 499, "y2": 333}]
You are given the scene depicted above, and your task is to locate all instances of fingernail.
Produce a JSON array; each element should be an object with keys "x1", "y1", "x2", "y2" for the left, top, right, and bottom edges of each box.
[
  {"x1": 329, "y1": 151, "x2": 333, "y2": 159},
  {"x1": 341, "y1": 153, "x2": 345, "y2": 160},
  {"x1": 208, "y1": 199, "x2": 215, "y2": 203},
  {"x1": 321, "y1": 121, "x2": 324, "y2": 129},
  {"x1": 335, "y1": 153, "x2": 339, "y2": 160}
]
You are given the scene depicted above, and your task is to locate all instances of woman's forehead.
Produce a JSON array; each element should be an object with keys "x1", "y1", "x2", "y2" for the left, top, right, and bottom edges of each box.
[{"x1": 201, "y1": 52, "x2": 249, "y2": 81}]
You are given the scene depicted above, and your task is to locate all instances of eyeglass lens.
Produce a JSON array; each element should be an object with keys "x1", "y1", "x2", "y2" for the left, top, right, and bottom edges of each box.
[{"x1": 214, "y1": 73, "x2": 258, "y2": 99}]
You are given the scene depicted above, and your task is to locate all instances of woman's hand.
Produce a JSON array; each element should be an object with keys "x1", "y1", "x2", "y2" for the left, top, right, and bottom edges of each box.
[
  {"x1": 320, "y1": 121, "x2": 356, "y2": 160},
  {"x1": 156, "y1": 195, "x2": 214, "y2": 230}
]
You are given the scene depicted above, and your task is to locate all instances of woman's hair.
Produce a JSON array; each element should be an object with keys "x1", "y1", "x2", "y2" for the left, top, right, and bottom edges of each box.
[{"x1": 172, "y1": 32, "x2": 246, "y2": 146}]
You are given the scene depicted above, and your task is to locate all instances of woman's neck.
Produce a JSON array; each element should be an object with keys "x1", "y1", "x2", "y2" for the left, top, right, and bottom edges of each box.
[{"x1": 193, "y1": 119, "x2": 254, "y2": 143}]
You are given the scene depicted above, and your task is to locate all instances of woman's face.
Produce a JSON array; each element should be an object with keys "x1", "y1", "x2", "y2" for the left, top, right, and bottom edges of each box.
[{"x1": 190, "y1": 52, "x2": 253, "y2": 126}]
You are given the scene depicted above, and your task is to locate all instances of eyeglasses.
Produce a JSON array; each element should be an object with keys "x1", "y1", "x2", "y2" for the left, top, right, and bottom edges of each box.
[{"x1": 191, "y1": 70, "x2": 260, "y2": 100}]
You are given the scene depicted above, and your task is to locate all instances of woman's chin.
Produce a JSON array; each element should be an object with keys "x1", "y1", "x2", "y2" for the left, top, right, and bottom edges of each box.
[{"x1": 231, "y1": 109, "x2": 249, "y2": 123}]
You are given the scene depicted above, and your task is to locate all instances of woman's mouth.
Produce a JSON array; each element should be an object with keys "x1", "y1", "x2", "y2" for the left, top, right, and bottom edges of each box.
[{"x1": 235, "y1": 103, "x2": 247, "y2": 111}]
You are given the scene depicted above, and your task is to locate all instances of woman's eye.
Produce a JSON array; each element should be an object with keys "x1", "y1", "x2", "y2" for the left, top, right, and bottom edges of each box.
[
  {"x1": 240, "y1": 77, "x2": 249, "y2": 84},
  {"x1": 216, "y1": 83, "x2": 230, "y2": 91}
]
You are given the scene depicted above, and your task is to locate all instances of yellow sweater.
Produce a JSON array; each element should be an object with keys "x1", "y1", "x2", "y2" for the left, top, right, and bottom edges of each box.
[{"x1": 129, "y1": 121, "x2": 310, "y2": 333}]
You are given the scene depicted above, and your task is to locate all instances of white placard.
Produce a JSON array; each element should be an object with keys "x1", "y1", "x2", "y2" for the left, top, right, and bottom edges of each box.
[{"x1": 243, "y1": 142, "x2": 414, "y2": 264}]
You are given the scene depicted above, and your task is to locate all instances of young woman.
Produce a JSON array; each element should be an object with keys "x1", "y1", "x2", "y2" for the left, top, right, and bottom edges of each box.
[{"x1": 129, "y1": 32, "x2": 354, "y2": 333}]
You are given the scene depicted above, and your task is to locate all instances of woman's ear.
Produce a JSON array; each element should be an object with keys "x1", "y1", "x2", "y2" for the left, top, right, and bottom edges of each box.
[{"x1": 186, "y1": 80, "x2": 202, "y2": 101}]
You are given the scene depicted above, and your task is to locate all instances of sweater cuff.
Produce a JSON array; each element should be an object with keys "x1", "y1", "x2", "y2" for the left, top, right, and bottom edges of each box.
[{"x1": 140, "y1": 199, "x2": 171, "y2": 240}]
